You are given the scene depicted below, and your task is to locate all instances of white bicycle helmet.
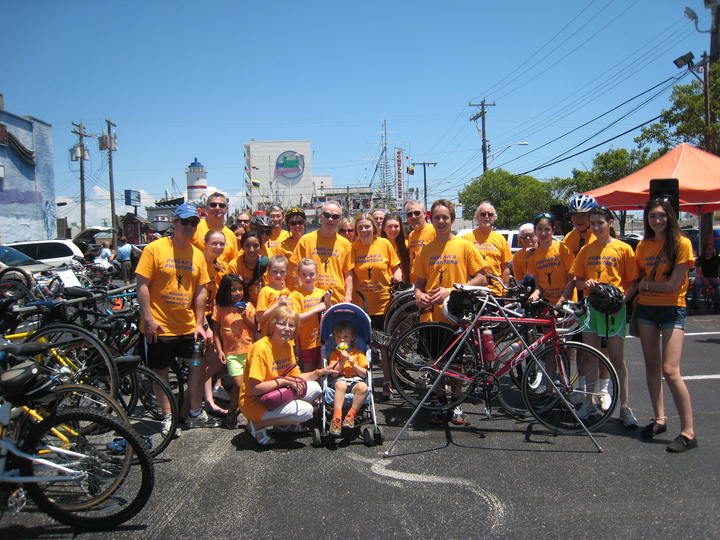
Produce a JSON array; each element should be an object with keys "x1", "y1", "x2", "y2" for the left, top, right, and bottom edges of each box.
[{"x1": 568, "y1": 194, "x2": 598, "y2": 214}]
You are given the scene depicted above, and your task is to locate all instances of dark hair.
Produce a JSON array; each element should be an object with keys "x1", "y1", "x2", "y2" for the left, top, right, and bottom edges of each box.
[
  {"x1": 382, "y1": 213, "x2": 410, "y2": 280},
  {"x1": 643, "y1": 197, "x2": 682, "y2": 278},
  {"x1": 588, "y1": 206, "x2": 617, "y2": 238},
  {"x1": 431, "y1": 199, "x2": 455, "y2": 221},
  {"x1": 533, "y1": 213, "x2": 556, "y2": 228},
  {"x1": 229, "y1": 223, "x2": 242, "y2": 233},
  {"x1": 240, "y1": 230, "x2": 262, "y2": 247},
  {"x1": 333, "y1": 319, "x2": 356, "y2": 338},
  {"x1": 216, "y1": 274, "x2": 244, "y2": 308}
]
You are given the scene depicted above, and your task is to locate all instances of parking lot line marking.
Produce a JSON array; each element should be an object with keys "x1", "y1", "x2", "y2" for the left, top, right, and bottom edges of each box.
[
  {"x1": 685, "y1": 332, "x2": 720, "y2": 336},
  {"x1": 346, "y1": 452, "x2": 508, "y2": 531},
  {"x1": 683, "y1": 374, "x2": 720, "y2": 380}
]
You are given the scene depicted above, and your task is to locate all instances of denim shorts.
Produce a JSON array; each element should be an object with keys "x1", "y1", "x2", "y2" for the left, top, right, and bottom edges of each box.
[{"x1": 633, "y1": 304, "x2": 686, "y2": 331}]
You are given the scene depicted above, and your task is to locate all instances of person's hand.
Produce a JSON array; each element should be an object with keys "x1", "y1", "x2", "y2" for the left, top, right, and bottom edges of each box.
[
  {"x1": 316, "y1": 366, "x2": 339, "y2": 377},
  {"x1": 217, "y1": 350, "x2": 227, "y2": 365},
  {"x1": 144, "y1": 319, "x2": 164, "y2": 344},
  {"x1": 415, "y1": 292, "x2": 431, "y2": 308},
  {"x1": 428, "y1": 286, "x2": 450, "y2": 305}
]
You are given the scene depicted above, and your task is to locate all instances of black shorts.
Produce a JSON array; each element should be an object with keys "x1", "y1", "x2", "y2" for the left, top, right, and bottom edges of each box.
[{"x1": 141, "y1": 334, "x2": 194, "y2": 370}]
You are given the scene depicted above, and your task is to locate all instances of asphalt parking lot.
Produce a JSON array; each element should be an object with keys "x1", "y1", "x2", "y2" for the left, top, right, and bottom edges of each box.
[{"x1": 3, "y1": 308, "x2": 719, "y2": 539}]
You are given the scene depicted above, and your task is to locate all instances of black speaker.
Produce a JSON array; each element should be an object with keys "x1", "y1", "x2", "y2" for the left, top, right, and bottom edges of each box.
[
  {"x1": 649, "y1": 178, "x2": 680, "y2": 217},
  {"x1": 550, "y1": 203, "x2": 571, "y2": 235}
]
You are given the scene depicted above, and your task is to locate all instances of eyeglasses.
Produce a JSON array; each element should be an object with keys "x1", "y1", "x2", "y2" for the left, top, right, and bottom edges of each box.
[
  {"x1": 179, "y1": 218, "x2": 200, "y2": 227},
  {"x1": 288, "y1": 220, "x2": 305, "y2": 226},
  {"x1": 322, "y1": 212, "x2": 341, "y2": 220},
  {"x1": 478, "y1": 212, "x2": 494, "y2": 218},
  {"x1": 208, "y1": 202, "x2": 227, "y2": 209},
  {"x1": 340, "y1": 228, "x2": 354, "y2": 233},
  {"x1": 535, "y1": 213, "x2": 553, "y2": 220},
  {"x1": 520, "y1": 234, "x2": 536, "y2": 239},
  {"x1": 275, "y1": 320, "x2": 297, "y2": 329},
  {"x1": 406, "y1": 210, "x2": 422, "y2": 218}
]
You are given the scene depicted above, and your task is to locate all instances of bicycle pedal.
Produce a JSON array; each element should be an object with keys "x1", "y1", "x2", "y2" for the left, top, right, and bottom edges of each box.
[
  {"x1": 142, "y1": 435, "x2": 153, "y2": 449},
  {"x1": 8, "y1": 487, "x2": 27, "y2": 513},
  {"x1": 106, "y1": 437, "x2": 127, "y2": 453}
]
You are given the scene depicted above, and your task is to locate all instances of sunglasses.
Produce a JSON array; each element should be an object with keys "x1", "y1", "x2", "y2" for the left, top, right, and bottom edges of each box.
[
  {"x1": 322, "y1": 212, "x2": 341, "y2": 220},
  {"x1": 340, "y1": 228, "x2": 354, "y2": 233},
  {"x1": 260, "y1": 229, "x2": 272, "y2": 235},
  {"x1": 288, "y1": 220, "x2": 305, "y2": 226},
  {"x1": 208, "y1": 202, "x2": 227, "y2": 209},
  {"x1": 179, "y1": 218, "x2": 200, "y2": 227},
  {"x1": 520, "y1": 233, "x2": 536, "y2": 239},
  {"x1": 478, "y1": 212, "x2": 494, "y2": 218},
  {"x1": 535, "y1": 212, "x2": 553, "y2": 220},
  {"x1": 236, "y1": 219, "x2": 249, "y2": 224},
  {"x1": 406, "y1": 210, "x2": 422, "y2": 218}
]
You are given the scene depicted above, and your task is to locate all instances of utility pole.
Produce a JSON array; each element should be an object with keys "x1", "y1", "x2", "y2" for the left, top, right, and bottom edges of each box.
[
  {"x1": 105, "y1": 119, "x2": 118, "y2": 249},
  {"x1": 469, "y1": 99, "x2": 496, "y2": 172},
  {"x1": 411, "y1": 161, "x2": 437, "y2": 209},
  {"x1": 71, "y1": 122, "x2": 91, "y2": 231}
]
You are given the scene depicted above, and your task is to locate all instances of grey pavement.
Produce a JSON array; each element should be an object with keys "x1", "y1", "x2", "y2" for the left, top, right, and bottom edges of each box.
[{"x1": 3, "y1": 309, "x2": 720, "y2": 539}]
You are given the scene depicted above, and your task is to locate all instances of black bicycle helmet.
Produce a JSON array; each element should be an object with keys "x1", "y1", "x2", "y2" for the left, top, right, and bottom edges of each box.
[
  {"x1": 568, "y1": 194, "x2": 598, "y2": 214},
  {"x1": 588, "y1": 283, "x2": 623, "y2": 315},
  {"x1": 250, "y1": 214, "x2": 273, "y2": 229}
]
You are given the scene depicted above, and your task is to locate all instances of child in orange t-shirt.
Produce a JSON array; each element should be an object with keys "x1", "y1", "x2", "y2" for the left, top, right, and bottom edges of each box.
[
  {"x1": 213, "y1": 274, "x2": 257, "y2": 429},
  {"x1": 256, "y1": 255, "x2": 292, "y2": 335},
  {"x1": 326, "y1": 320, "x2": 368, "y2": 436}
]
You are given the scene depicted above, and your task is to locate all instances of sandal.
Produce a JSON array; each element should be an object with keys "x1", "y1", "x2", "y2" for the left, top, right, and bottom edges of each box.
[{"x1": 246, "y1": 421, "x2": 275, "y2": 446}]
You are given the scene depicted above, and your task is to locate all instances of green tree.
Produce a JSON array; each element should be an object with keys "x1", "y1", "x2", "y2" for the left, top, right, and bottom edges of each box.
[
  {"x1": 635, "y1": 62, "x2": 720, "y2": 153},
  {"x1": 458, "y1": 169, "x2": 559, "y2": 228}
]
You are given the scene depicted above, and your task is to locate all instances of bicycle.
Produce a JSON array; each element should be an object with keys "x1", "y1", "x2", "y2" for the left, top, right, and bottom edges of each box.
[
  {"x1": 388, "y1": 284, "x2": 619, "y2": 436},
  {"x1": 0, "y1": 342, "x2": 155, "y2": 530}
]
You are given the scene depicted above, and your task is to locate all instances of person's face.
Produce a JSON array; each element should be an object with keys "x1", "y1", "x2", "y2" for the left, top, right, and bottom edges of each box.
[
  {"x1": 258, "y1": 228, "x2": 272, "y2": 245},
  {"x1": 333, "y1": 328, "x2": 355, "y2": 346},
  {"x1": 519, "y1": 230, "x2": 536, "y2": 248},
  {"x1": 431, "y1": 205, "x2": 453, "y2": 235},
  {"x1": 356, "y1": 219, "x2": 374, "y2": 242},
  {"x1": 373, "y1": 211, "x2": 386, "y2": 228},
  {"x1": 205, "y1": 233, "x2": 226, "y2": 259},
  {"x1": 534, "y1": 220, "x2": 554, "y2": 244},
  {"x1": 236, "y1": 214, "x2": 251, "y2": 233},
  {"x1": 406, "y1": 204, "x2": 424, "y2": 230},
  {"x1": 268, "y1": 263, "x2": 287, "y2": 285},
  {"x1": 589, "y1": 214, "x2": 611, "y2": 239},
  {"x1": 321, "y1": 204, "x2": 342, "y2": 232},
  {"x1": 297, "y1": 264, "x2": 317, "y2": 288},
  {"x1": 272, "y1": 317, "x2": 297, "y2": 343},
  {"x1": 230, "y1": 283, "x2": 244, "y2": 302},
  {"x1": 174, "y1": 216, "x2": 200, "y2": 238},
  {"x1": 476, "y1": 205, "x2": 495, "y2": 229},
  {"x1": 570, "y1": 212, "x2": 590, "y2": 233},
  {"x1": 268, "y1": 210, "x2": 284, "y2": 229},
  {"x1": 242, "y1": 237, "x2": 261, "y2": 262},
  {"x1": 205, "y1": 197, "x2": 228, "y2": 220},
  {"x1": 287, "y1": 216, "x2": 306, "y2": 236},
  {"x1": 234, "y1": 228, "x2": 243, "y2": 243},
  {"x1": 384, "y1": 219, "x2": 401, "y2": 240},
  {"x1": 704, "y1": 244, "x2": 714, "y2": 256},
  {"x1": 647, "y1": 205, "x2": 668, "y2": 236},
  {"x1": 339, "y1": 222, "x2": 355, "y2": 241}
]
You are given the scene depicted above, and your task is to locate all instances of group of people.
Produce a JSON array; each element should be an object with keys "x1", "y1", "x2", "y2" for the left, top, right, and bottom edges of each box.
[{"x1": 134, "y1": 189, "x2": 697, "y2": 452}]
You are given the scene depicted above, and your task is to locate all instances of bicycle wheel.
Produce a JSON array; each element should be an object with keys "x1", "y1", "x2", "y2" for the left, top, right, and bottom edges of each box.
[
  {"x1": 121, "y1": 366, "x2": 179, "y2": 458},
  {"x1": 382, "y1": 291, "x2": 415, "y2": 332},
  {"x1": 24, "y1": 324, "x2": 119, "y2": 399},
  {"x1": 521, "y1": 341, "x2": 618, "y2": 434},
  {"x1": 0, "y1": 266, "x2": 33, "y2": 289},
  {"x1": 51, "y1": 383, "x2": 129, "y2": 424},
  {"x1": 20, "y1": 408, "x2": 155, "y2": 530},
  {"x1": 490, "y1": 338, "x2": 531, "y2": 418},
  {"x1": 384, "y1": 294, "x2": 419, "y2": 338},
  {"x1": 389, "y1": 322, "x2": 480, "y2": 411}
]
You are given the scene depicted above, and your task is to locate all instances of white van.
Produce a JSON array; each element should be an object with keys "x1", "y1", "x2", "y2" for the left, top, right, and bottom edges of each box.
[
  {"x1": 8, "y1": 239, "x2": 85, "y2": 267},
  {"x1": 455, "y1": 228, "x2": 521, "y2": 253}
]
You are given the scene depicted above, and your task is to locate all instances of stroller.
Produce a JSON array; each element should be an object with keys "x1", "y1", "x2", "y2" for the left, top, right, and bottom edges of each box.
[{"x1": 311, "y1": 303, "x2": 385, "y2": 448}]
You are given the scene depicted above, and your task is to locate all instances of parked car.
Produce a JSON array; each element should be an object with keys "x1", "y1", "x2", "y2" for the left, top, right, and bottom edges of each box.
[
  {"x1": 8, "y1": 239, "x2": 85, "y2": 267},
  {"x1": 0, "y1": 245, "x2": 53, "y2": 274}
]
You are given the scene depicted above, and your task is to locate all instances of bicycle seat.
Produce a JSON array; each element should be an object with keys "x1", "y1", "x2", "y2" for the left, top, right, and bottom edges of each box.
[
  {"x1": 115, "y1": 355, "x2": 143, "y2": 377},
  {"x1": 0, "y1": 341, "x2": 50, "y2": 358},
  {"x1": 63, "y1": 287, "x2": 96, "y2": 299}
]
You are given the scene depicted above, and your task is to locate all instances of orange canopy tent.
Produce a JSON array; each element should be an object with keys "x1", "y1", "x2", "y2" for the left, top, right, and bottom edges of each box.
[{"x1": 583, "y1": 143, "x2": 720, "y2": 215}]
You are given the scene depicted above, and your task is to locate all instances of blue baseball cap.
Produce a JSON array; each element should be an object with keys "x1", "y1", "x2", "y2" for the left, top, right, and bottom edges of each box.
[{"x1": 173, "y1": 204, "x2": 199, "y2": 219}]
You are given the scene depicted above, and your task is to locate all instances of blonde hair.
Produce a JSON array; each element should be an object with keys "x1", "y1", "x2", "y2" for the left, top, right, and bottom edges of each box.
[{"x1": 266, "y1": 306, "x2": 300, "y2": 339}]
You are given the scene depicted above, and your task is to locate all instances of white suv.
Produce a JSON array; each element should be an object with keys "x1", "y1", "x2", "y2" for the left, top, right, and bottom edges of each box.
[
  {"x1": 455, "y1": 228, "x2": 521, "y2": 253},
  {"x1": 8, "y1": 239, "x2": 85, "y2": 267}
]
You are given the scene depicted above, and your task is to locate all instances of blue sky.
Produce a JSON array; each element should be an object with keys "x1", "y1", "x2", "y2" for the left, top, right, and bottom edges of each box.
[{"x1": 2, "y1": 1, "x2": 712, "y2": 226}]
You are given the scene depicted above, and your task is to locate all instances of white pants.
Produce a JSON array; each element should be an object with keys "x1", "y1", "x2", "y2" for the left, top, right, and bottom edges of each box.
[{"x1": 260, "y1": 380, "x2": 321, "y2": 423}]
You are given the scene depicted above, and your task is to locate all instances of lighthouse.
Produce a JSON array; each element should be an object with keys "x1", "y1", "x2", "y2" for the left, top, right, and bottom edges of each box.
[{"x1": 186, "y1": 158, "x2": 207, "y2": 205}]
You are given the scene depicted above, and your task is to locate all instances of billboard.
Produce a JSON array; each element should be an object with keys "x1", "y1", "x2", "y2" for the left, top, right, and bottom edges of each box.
[{"x1": 124, "y1": 189, "x2": 141, "y2": 207}]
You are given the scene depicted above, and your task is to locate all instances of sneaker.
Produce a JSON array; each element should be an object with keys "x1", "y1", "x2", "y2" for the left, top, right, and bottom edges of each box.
[
  {"x1": 568, "y1": 392, "x2": 584, "y2": 406},
  {"x1": 451, "y1": 407, "x2": 467, "y2": 425},
  {"x1": 576, "y1": 401, "x2": 599, "y2": 419},
  {"x1": 185, "y1": 409, "x2": 220, "y2": 429},
  {"x1": 640, "y1": 420, "x2": 667, "y2": 438},
  {"x1": 212, "y1": 385, "x2": 230, "y2": 401},
  {"x1": 598, "y1": 392, "x2": 612, "y2": 412},
  {"x1": 226, "y1": 411, "x2": 239, "y2": 430},
  {"x1": 342, "y1": 415, "x2": 355, "y2": 429},
  {"x1": 619, "y1": 406, "x2": 638, "y2": 427},
  {"x1": 666, "y1": 434, "x2": 698, "y2": 453},
  {"x1": 429, "y1": 410, "x2": 447, "y2": 424},
  {"x1": 161, "y1": 414, "x2": 180, "y2": 439},
  {"x1": 330, "y1": 418, "x2": 342, "y2": 436}
]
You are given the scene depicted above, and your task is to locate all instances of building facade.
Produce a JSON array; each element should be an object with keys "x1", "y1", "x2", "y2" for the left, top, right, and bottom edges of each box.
[{"x1": 0, "y1": 96, "x2": 55, "y2": 243}]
